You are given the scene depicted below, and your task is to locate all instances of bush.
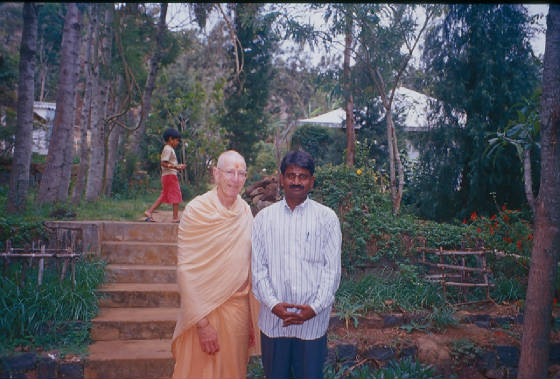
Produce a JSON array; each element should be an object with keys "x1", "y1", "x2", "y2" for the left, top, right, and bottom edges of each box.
[
  {"x1": 313, "y1": 164, "x2": 472, "y2": 268},
  {"x1": 0, "y1": 256, "x2": 105, "y2": 354},
  {"x1": 335, "y1": 267, "x2": 444, "y2": 317},
  {"x1": 291, "y1": 125, "x2": 346, "y2": 166}
]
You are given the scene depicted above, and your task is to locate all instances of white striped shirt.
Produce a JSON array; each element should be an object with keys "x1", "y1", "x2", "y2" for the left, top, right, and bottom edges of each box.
[{"x1": 252, "y1": 197, "x2": 342, "y2": 340}]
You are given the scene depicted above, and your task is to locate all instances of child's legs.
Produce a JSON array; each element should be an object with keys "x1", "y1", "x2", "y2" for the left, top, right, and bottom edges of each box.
[
  {"x1": 172, "y1": 203, "x2": 179, "y2": 220},
  {"x1": 146, "y1": 196, "x2": 164, "y2": 216}
]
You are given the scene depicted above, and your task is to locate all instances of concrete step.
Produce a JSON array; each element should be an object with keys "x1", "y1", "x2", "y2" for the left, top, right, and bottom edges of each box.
[
  {"x1": 105, "y1": 264, "x2": 177, "y2": 284},
  {"x1": 101, "y1": 221, "x2": 178, "y2": 243},
  {"x1": 85, "y1": 339, "x2": 173, "y2": 379},
  {"x1": 101, "y1": 241, "x2": 177, "y2": 265},
  {"x1": 98, "y1": 283, "x2": 180, "y2": 308},
  {"x1": 91, "y1": 307, "x2": 178, "y2": 341}
]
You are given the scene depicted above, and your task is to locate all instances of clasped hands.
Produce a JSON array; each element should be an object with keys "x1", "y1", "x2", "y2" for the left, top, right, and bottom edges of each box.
[{"x1": 272, "y1": 302, "x2": 316, "y2": 327}]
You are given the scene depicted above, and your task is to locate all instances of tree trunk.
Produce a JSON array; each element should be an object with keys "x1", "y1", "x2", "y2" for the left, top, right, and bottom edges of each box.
[
  {"x1": 343, "y1": 12, "x2": 355, "y2": 167},
  {"x1": 523, "y1": 148, "x2": 537, "y2": 215},
  {"x1": 518, "y1": 5, "x2": 560, "y2": 378},
  {"x1": 130, "y1": 3, "x2": 168, "y2": 159},
  {"x1": 386, "y1": 108, "x2": 399, "y2": 214},
  {"x1": 72, "y1": 4, "x2": 95, "y2": 204},
  {"x1": 85, "y1": 4, "x2": 112, "y2": 202},
  {"x1": 103, "y1": 76, "x2": 125, "y2": 196},
  {"x1": 37, "y1": 3, "x2": 81, "y2": 205},
  {"x1": 6, "y1": 3, "x2": 39, "y2": 213}
]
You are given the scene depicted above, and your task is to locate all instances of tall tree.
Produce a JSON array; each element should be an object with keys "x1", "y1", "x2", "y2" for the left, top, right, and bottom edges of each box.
[
  {"x1": 414, "y1": 4, "x2": 540, "y2": 221},
  {"x1": 129, "y1": 3, "x2": 168, "y2": 159},
  {"x1": 37, "y1": 3, "x2": 81, "y2": 204},
  {"x1": 36, "y1": 4, "x2": 64, "y2": 102},
  {"x1": 518, "y1": 5, "x2": 560, "y2": 377},
  {"x1": 85, "y1": 3, "x2": 112, "y2": 201},
  {"x1": 6, "y1": 3, "x2": 39, "y2": 213},
  {"x1": 72, "y1": 4, "x2": 95, "y2": 204},
  {"x1": 220, "y1": 3, "x2": 277, "y2": 162},
  {"x1": 342, "y1": 10, "x2": 355, "y2": 166},
  {"x1": 354, "y1": 4, "x2": 436, "y2": 215}
]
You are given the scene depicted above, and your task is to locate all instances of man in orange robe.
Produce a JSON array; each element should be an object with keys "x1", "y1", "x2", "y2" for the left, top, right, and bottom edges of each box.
[{"x1": 171, "y1": 150, "x2": 260, "y2": 379}]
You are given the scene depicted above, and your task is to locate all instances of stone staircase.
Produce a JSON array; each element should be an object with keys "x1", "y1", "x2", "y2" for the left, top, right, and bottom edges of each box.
[{"x1": 85, "y1": 222, "x2": 179, "y2": 379}]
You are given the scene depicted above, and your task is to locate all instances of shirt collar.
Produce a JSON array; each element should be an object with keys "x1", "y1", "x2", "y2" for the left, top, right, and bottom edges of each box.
[{"x1": 282, "y1": 196, "x2": 310, "y2": 212}]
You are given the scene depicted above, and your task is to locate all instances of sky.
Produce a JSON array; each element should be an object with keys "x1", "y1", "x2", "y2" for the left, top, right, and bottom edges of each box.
[{"x1": 165, "y1": 4, "x2": 549, "y2": 68}]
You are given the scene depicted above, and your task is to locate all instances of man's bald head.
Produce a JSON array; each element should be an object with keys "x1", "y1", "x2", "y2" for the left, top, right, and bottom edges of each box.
[{"x1": 216, "y1": 150, "x2": 246, "y2": 170}]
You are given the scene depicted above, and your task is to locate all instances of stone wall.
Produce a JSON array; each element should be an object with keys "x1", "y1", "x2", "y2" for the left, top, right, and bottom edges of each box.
[{"x1": 0, "y1": 352, "x2": 84, "y2": 379}]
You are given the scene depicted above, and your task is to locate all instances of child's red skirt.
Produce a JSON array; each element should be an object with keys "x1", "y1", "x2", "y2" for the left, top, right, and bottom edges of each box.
[{"x1": 158, "y1": 174, "x2": 182, "y2": 204}]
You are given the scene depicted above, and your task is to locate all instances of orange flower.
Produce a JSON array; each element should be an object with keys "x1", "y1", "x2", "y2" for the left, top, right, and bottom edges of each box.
[
  {"x1": 477, "y1": 227, "x2": 481, "y2": 233},
  {"x1": 502, "y1": 204, "x2": 506, "y2": 211},
  {"x1": 503, "y1": 214, "x2": 510, "y2": 222},
  {"x1": 554, "y1": 298, "x2": 558, "y2": 306},
  {"x1": 490, "y1": 214, "x2": 497, "y2": 220},
  {"x1": 463, "y1": 219, "x2": 467, "y2": 224},
  {"x1": 470, "y1": 211, "x2": 478, "y2": 221},
  {"x1": 490, "y1": 228, "x2": 495, "y2": 235},
  {"x1": 516, "y1": 240, "x2": 522, "y2": 251},
  {"x1": 494, "y1": 222, "x2": 499, "y2": 228},
  {"x1": 528, "y1": 234, "x2": 533, "y2": 240}
]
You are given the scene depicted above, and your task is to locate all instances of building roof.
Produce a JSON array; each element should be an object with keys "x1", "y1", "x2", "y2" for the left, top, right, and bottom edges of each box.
[
  {"x1": 297, "y1": 108, "x2": 347, "y2": 128},
  {"x1": 296, "y1": 87, "x2": 465, "y2": 132}
]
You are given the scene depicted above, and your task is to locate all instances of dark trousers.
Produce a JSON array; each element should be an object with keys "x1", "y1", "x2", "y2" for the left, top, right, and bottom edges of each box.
[{"x1": 260, "y1": 332, "x2": 327, "y2": 379}]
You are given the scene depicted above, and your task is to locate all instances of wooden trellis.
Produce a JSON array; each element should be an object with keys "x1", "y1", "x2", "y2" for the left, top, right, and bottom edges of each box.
[
  {"x1": 419, "y1": 247, "x2": 495, "y2": 304},
  {"x1": 1, "y1": 227, "x2": 84, "y2": 288}
]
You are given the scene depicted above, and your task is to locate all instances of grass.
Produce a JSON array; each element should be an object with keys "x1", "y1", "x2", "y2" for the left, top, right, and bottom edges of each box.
[
  {"x1": 335, "y1": 265, "x2": 445, "y2": 316},
  {"x1": 324, "y1": 357, "x2": 442, "y2": 379},
  {"x1": 0, "y1": 256, "x2": 105, "y2": 355}
]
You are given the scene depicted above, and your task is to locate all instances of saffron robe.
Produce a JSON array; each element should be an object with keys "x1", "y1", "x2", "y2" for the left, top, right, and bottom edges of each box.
[{"x1": 171, "y1": 188, "x2": 260, "y2": 379}]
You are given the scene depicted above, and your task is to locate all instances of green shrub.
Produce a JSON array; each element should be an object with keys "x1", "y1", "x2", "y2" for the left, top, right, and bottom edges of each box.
[
  {"x1": 291, "y1": 125, "x2": 346, "y2": 166},
  {"x1": 0, "y1": 257, "x2": 105, "y2": 354},
  {"x1": 335, "y1": 268, "x2": 445, "y2": 317}
]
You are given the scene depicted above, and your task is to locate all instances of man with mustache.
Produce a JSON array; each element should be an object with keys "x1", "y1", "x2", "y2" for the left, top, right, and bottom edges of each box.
[{"x1": 252, "y1": 150, "x2": 342, "y2": 379}]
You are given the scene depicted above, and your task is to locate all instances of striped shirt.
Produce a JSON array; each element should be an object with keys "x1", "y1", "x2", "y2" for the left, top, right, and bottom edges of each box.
[{"x1": 252, "y1": 197, "x2": 342, "y2": 340}]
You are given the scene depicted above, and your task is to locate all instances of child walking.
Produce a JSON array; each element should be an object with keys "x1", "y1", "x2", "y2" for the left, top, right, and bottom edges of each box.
[{"x1": 144, "y1": 128, "x2": 186, "y2": 223}]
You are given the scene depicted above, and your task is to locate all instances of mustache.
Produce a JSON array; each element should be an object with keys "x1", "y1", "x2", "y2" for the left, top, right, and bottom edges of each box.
[{"x1": 289, "y1": 185, "x2": 304, "y2": 190}]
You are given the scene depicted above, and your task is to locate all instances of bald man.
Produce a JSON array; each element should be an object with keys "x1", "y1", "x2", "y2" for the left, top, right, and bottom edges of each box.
[{"x1": 171, "y1": 150, "x2": 260, "y2": 379}]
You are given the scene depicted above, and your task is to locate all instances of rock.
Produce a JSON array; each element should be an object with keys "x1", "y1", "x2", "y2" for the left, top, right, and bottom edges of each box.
[
  {"x1": 492, "y1": 316, "x2": 513, "y2": 327},
  {"x1": 486, "y1": 367, "x2": 506, "y2": 379},
  {"x1": 37, "y1": 355, "x2": 57, "y2": 379},
  {"x1": 336, "y1": 344, "x2": 357, "y2": 362},
  {"x1": 416, "y1": 335, "x2": 450, "y2": 364},
  {"x1": 363, "y1": 346, "x2": 395, "y2": 361},
  {"x1": 382, "y1": 314, "x2": 402, "y2": 327},
  {"x1": 506, "y1": 367, "x2": 518, "y2": 379},
  {"x1": 261, "y1": 183, "x2": 278, "y2": 202},
  {"x1": 400, "y1": 345, "x2": 418, "y2": 359},
  {"x1": 256, "y1": 200, "x2": 274, "y2": 211},
  {"x1": 477, "y1": 350, "x2": 497, "y2": 371},
  {"x1": 495, "y1": 345, "x2": 520, "y2": 368},
  {"x1": 249, "y1": 187, "x2": 265, "y2": 197},
  {"x1": 252, "y1": 194, "x2": 263, "y2": 205},
  {"x1": 474, "y1": 314, "x2": 492, "y2": 322},
  {"x1": 59, "y1": 362, "x2": 83, "y2": 379},
  {"x1": 474, "y1": 320, "x2": 491, "y2": 329},
  {"x1": 551, "y1": 343, "x2": 560, "y2": 365},
  {"x1": 2, "y1": 353, "x2": 37, "y2": 373},
  {"x1": 548, "y1": 364, "x2": 560, "y2": 378}
]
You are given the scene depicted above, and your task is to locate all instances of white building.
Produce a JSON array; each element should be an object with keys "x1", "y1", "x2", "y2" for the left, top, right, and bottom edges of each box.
[
  {"x1": 32, "y1": 101, "x2": 56, "y2": 155},
  {"x1": 296, "y1": 87, "x2": 465, "y2": 161}
]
